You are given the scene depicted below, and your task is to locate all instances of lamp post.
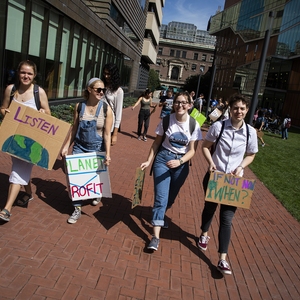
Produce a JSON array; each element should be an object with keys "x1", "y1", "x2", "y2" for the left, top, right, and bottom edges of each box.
[{"x1": 196, "y1": 66, "x2": 204, "y2": 99}]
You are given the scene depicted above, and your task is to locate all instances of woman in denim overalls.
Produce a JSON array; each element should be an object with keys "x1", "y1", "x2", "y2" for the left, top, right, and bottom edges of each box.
[{"x1": 62, "y1": 78, "x2": 113, "y2": 224}]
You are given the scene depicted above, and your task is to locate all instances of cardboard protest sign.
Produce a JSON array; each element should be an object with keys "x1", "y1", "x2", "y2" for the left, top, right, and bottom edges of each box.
[
  {"x1": 0, "y1": 101, "x2": 71, "y2": 170},
  {"x1": 205, "y1": 172, "x2": 256, "y2": 209},
  {"x1": 190, "y1": 108, "x2": 206, "y2": 127},
  {"x1": 209, "y1": 108, "x2": 223, "y2": 122},
  {"x1": 65, "y1": 152, "x2": 112, "y2": 201},
  {"x1": 131, "y1": 167, "x2": 145, "y2": 208}
]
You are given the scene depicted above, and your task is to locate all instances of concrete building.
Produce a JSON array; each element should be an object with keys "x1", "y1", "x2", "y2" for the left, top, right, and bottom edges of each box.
[
  {"x1": 209, "y1": 0, "x2": 300, "y2": 125},
  {"x1": 151, "y1": 21, "x2": 216, "y2": 93},
  {"x1": 0, "y1": 0, "x2": 164, "y2": 102}
]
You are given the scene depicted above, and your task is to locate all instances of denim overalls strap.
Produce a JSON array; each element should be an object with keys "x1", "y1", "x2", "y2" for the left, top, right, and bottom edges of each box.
[{"x1": 73, "y1": 100, "x2": 105, "y2": 154}]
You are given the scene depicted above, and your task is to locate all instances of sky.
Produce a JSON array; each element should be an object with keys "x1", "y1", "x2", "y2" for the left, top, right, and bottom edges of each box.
[{"x1": 162, "y1": 0, "x2": 225, "y2": 31}]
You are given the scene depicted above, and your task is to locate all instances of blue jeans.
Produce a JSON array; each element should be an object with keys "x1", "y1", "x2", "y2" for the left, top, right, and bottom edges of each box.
[
  {"x1": 152, "y1": 148, "x2": 189, "y2": 226},
  {"x1": 282, "y1": 128, "x2": 288, "y2": 139}
]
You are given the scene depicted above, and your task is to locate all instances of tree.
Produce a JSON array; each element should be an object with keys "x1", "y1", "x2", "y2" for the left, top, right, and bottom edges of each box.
[
  {"x1": 148, "y1": 69, "x2": 160, "y2": 91},
  {"x1": 182, "y1": 70, "x2": 211, "y2": 99}
]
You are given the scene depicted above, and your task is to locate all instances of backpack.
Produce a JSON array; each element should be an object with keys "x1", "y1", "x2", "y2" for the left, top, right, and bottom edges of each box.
[
  {"x1": 77, "y1": 100, "x2": 108, "y2": 117},
  {"x1": 150, "y1": 115, "x2": 196, "y2": 175},
  {"x1": 10, "y1": 84, "x2": 41, "y2": 110},
  {"x1": 210, "y1": 120, "x2": 250, "y2": 155},
  {"x1": 285, "y1": 119, "x2": 291, "y2": 128}
]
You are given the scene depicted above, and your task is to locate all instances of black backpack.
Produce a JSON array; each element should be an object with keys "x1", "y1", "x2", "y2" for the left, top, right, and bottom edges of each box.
[
  {"x1": 150, "y1": 115, "x2": 197, "y2": 175},
  {"x1": 210, "y1": 120, "x2": 250, "y2": 154},
  {"x1": 10, "y1": 84, "x2": 41, "y2": 110}
]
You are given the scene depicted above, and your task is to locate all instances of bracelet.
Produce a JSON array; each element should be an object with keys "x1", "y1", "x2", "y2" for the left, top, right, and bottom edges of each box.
[{"x1": 238, "y1": 165, "x2": 244, "y2": 169}]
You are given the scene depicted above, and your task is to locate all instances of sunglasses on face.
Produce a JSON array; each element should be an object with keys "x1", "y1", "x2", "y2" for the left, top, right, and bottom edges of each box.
[{"x1": 93, "y1": 88, "x2": 106, "y2": 93}]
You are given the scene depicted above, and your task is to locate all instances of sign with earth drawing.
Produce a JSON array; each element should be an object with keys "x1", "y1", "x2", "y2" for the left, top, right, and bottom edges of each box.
[{"x1": 0, "y1": 101, "x2": 71, "y2": 170}]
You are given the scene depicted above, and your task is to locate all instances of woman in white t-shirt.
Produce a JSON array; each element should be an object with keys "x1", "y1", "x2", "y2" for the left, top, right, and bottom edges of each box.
[{"x1": 141, "y1": 91, "x2": 202, "y2": 251}]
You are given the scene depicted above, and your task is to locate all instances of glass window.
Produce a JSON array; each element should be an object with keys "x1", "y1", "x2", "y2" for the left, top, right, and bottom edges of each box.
[
  {"x1": 192, "y1": 64, "x2": 197, "y2": 71},
  {"x1": 58, "y1": 19, "x2": 71, "y2": 98},
  {"x1": 170, "y1": 49, "x2": 175, "y2": 56},
  {"x1": 158, "y1": 47, "x2": 163, "y2": 55},
  {"x1": 194, "y1": 53, "x2": 198, "y2": 60},
  {"x1": 6, "y1": 0, "x2": 26, "y2": 52},
  {"x1": 176, "y1": 50, "x2": 180, "y2": 58},
  {"x1": 202, "y1": 54, "x2": 207, "y2": 61},
  {"x1": 182, "y1": 51, "x2": 187, "y2": 58},
  {"x1": 29, "y1": 3, "x2": 44, "y2": 57}
]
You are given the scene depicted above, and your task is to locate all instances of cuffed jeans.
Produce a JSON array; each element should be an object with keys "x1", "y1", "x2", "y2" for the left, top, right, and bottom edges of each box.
[
  {"x1": 201, "y1": 201, "x2": 237, "y2": 253},
  {"x1": 152, "y1": 148, "x2": 189, "y2": 226}
]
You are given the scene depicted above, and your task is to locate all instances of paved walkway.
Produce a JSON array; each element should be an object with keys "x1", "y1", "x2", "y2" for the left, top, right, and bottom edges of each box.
[{"x1": 0, "y1": 104, "x2": 299, "y2": 300}]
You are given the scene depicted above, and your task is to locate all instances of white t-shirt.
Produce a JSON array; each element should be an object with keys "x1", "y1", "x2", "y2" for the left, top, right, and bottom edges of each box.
[{"x1": 155, "y1": 114, "x2": 202, "y2": 154}]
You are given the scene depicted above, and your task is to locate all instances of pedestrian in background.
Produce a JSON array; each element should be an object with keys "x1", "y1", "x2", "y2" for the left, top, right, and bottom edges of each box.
[
  {"x1": 159, "y1": 88, "x2": 174, "y2": 119},
  {"x1": 132, "y1": 88, "x2": 156, "y2": 141},
  {"x1": 281, "y1": 114, "x2": 291, "y2": 140},
  {"x1": 141, "y1": 91, "x2": 202, "y2": 251},
  {"x1": 61, "y1": 77, "x2": 113, "y2": 224},
  {"x1": 0, "y1": 60, "x2": 50, "y2": 222},
  {"x1": 102, "y1": 63, "x2": 124, "y2": 146},
  {"x1": 199, "y1": 93, "x2": 258, "y2": 275}
]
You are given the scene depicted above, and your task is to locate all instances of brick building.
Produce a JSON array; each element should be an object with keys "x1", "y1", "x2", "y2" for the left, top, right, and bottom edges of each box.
[{"x1": 151, "y1": 22, "x2": 216, "y2": 94}]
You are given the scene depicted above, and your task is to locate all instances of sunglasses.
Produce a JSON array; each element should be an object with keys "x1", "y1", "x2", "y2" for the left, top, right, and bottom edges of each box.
[{"x1": 93, "y1": 88, "x2": 106, "y2": 93}]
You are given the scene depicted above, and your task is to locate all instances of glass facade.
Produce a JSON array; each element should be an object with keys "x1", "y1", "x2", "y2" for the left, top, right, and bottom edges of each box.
[
  {"x1": 276, "y1": 0, "x2": 300, "y2": 57},
  {"x1": 1, "y1": 0, "x2": 131, "y2": 102}
]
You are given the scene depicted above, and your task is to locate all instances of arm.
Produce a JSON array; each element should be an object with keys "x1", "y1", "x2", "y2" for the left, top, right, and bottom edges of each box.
[
  {"x1": 38, "y1": 87, "x2": 51, "y2": 115},
  {"x1": 202, "y1": 139, "x2": 217, "y2": 172},
  {"x1": 232, "y1": 153, "x2": 256, "y2": 176},
  {"x1": 104, "y1": 105, "x2": 113, "y2": 165},
  {"x1": 140, "y1": 135, "x2": 163, "y2": 170},
  {"x1": 0, "y1": 84, "x2": 13, "y2": 116},
  {"x1": 111, "y1": 88, "x2": 124, "y2": 145},
  {"x1": 61, "y1": 103, "x2": 80, "y2": 156},
  {"x1": 150, "y1": 98, "x2": 156, "y2": 108},
  {"x1": 132, "y1": 97, "x2": 142, "y2": 110},
  {"x1": 166, "y1": 140, "x2": 197, "y2": 169}
]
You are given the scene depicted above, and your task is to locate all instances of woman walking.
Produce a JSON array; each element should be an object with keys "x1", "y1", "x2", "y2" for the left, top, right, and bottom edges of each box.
[
  {"x1": 61, "y1": 77, "x2": 113, "y2": 224},
  {"x1": 132, "y1": 88, "x2": 156, "y2": 141},
  {"x1": 0, "y1": 60, "x2": 50, "y2": 222},
  {"x1": 140, "y1": 91, "x2": 202, "y2": 250}
]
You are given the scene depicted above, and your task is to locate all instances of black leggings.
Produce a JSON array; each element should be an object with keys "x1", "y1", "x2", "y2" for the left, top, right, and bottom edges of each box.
[
  {"x1": 202, "y1": 171, "x2": 237, "y2": 253},
  {"x1": 137, "y1": 109, "x2": 150, "y2": 136}
]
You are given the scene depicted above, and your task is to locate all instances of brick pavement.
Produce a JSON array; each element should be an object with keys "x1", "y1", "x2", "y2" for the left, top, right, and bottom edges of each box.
[{"x1": 0, "y1": 104, "x2": 299, "y2": 300}]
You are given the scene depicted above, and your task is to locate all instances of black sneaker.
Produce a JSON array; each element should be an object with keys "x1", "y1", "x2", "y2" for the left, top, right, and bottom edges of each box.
[{"x1": 147, "y1": 236, "x2": 160, "y2": 250}]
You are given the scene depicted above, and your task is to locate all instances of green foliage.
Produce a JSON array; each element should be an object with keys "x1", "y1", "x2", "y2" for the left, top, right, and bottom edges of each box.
[
  {"x1": 50, "y1": 104, "x2": 75, "y2": 124},
  {"x1": 182, "y1": 72, "x2": 211, "y2": 98},
  {"x1": 123, "y1": 97, "x2": 136, "y2": 108},
  {"x1": 249, "y1": 128, "x2": 300, "y2": 222},
  {"x1": 148, "y1": 69, "x2": 161, "y2": 91}
]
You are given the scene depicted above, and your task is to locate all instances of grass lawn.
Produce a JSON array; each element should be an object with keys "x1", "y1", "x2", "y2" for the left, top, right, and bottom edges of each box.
[{"x1": 249, "y1": 127, "x2": 300, "y2": 222}]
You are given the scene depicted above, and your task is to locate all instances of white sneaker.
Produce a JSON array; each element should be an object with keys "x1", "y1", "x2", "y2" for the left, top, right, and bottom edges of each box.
[
  {"x1": 67, "y1": 207, "x2": 81, "y2": 224},
  {"x1": 92, "y1": 197, "x2": 101, "y2": 206}
]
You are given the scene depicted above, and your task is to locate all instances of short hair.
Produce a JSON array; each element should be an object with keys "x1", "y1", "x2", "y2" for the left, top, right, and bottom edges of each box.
[
  {"x1": 228, "y1": 93, "x2": 250, "y2": 108},
  {"x1": 173, "y1": 91, "x2": 192, "y2": 104}
]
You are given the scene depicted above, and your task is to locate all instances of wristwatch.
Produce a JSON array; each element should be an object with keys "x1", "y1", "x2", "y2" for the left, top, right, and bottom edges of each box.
[{"x1": 179, "y1": 158, "x2": 184, "y2": 165}]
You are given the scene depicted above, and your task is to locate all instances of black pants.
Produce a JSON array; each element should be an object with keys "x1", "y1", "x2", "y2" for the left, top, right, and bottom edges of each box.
[
  {"x1": 201, "y1": 171, "x2": 237, "y2": 253},
  {"x1": 137, "y1": 109, "x2": 150, "y2": 136}
]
